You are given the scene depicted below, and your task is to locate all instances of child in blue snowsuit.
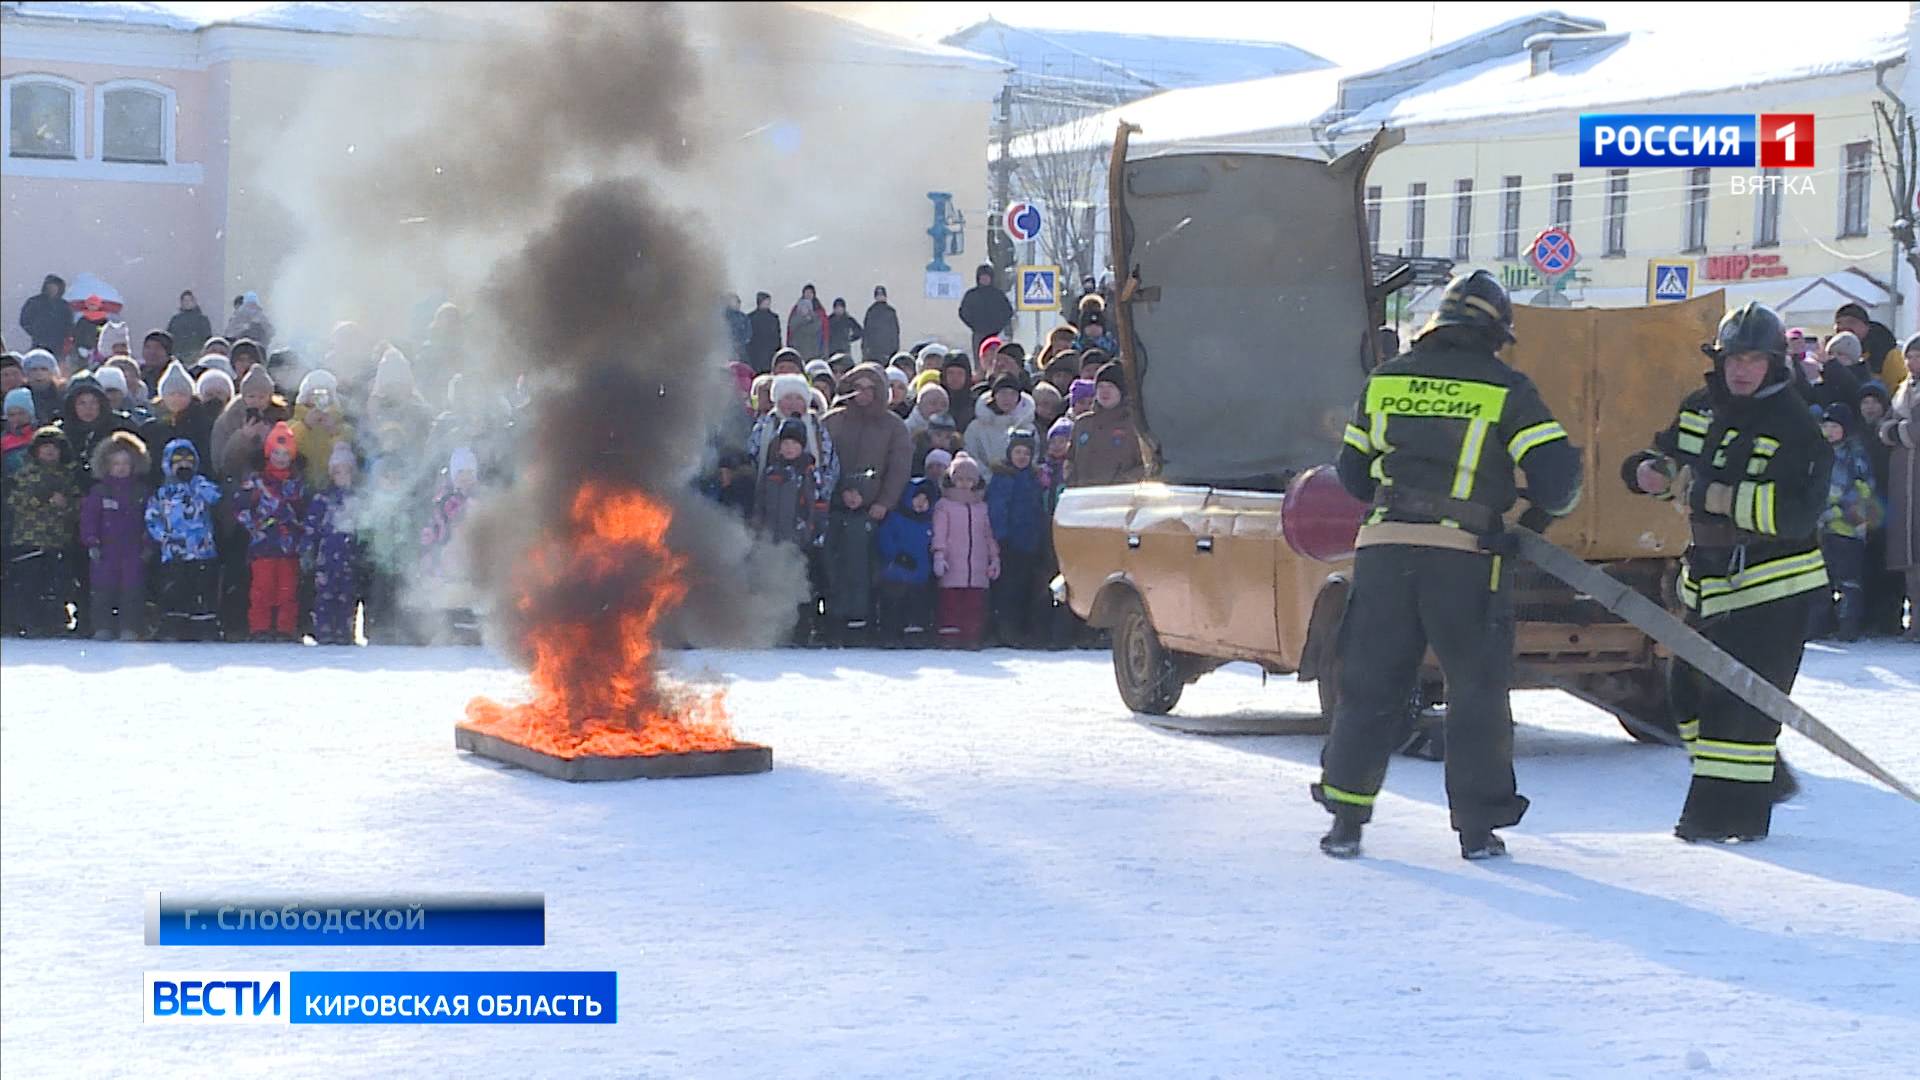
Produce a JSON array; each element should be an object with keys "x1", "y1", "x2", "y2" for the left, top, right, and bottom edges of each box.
[
  {"x1": 1812, "y1": 403, "x2": 1881, "y2": 641},
  {"x1": 144, "y1": 437, "x2": 223, "y2": 640},
  {"x1": 304, "y1": 441, "x2": 364, "y2": 645},
  {"x1": 986, "y1": 427, "x2": 1048, "y2": 647},
  {"x1": 874, "y1": 478, "x2": 937, "y2": 647}
]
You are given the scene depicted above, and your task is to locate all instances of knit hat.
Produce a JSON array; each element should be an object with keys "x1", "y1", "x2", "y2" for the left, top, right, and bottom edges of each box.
[
  {"x1": 1048, "y1": 416, "x2": 1074, "y2": 442},
  {"x1": 997, "y1": 341, "x2": 1027, "y2": 364},
  {"x1": 1905, "y1": 332, "x2": 1920, "y2": 355},
  {"x1": 328, "y1": 440, "x2": 358, "y2": 472},
  {"x1": 1032, "y1": 381, "x2": 1062, "y2": 410},
  {"x1": 1786, "y1": 327, "x2": 1807, "y2": 342},
  {"x1": 93, "y1": 365, "x2": 128, "y2": 396},
  {"x1": 4, "y1": 386, "x2": 33, "y2": 421},
  {"x1": 230, "y1": 338, "x2": 263, "y2": 364},
  {"x1": 202, "y1": 336, "x2": 231, "y2": 356},
  {"x1": 21, "y1": 349, "x2": 58, "y2": 376},
  {"x1": 1835, "y1": 302, "x2": 1870, "y2": 324},
  {"x1": 770, "y1": 373, "x2": 811, "y2": 406},
  {"x1": 1859, "y1": 379, "x2": 1891, "y2": 405},
  {"x1": 264, "y1": 421, "x2": 297, "y2": 460},
  {"x1": 0, "y1": 353, "x2": 17, "y2": 371},
  {"x1": 928, "y1": 411, "x2": 957, "y2": 433},
  {"x1": 1044, "y1": 351, "x2": 1081, "y2": 380},
  {"x1": 1826, "y1": 331, "x2": 1862, "y2": 362},
  {"x1": 923, "y1": 448, "x2": 953, "y2": 476},
  {"x1": 990, "y1": 372, "x2": 1022, "y2": 395},
  {"x1": 911, "y1": 368, "x2": 943, "y2": 395},
  {"x1": 196, "y1": 353, "x2": 235, "y2": 379},
  {"x1": 372, "y1": 347, "x2": 412, "y2": 397},
  {"x1": 728, "y1": 361, "x2": 754, "y2": 396},
  {"x1": 942, "y1": 353, "x2": 973, "y2": 378},
  {"x1": 804, "y1": 358, "x2": 833, "y2": 381},
  {"x1": 158, "y1": 360, "x2": 196, "y2": 398},
  {"x1": 1069, "y1": 379, "x2": 1096, "y2": 407},
  {"x1": 979, "y1": 335, "x2": 1003, "y2": 365},
  {"x1": 449, "y1": 446, "x2": 479, "y2": 477},
  {"x1": 919, "y1": 342, "x2": 949, "y2": 361},
  {"x1": 885, "y1": 366, "x2": 910, "y2": 388},
  {"x1": 948, "y1": 451, "x2": 983, "y2": 485},
  {"x1": 1006, "y1": 426, "x2": 1038, "y2": 464},
  {"x1": 771, "y1": 346, "x2": 804, "y2": 371},
  {"x1": 296, "y1": 369, "x2": 338, "y2": 407},
  {"x1": 197, "y1": 368, "x2": 234, "y2": 402},
  {"x1": 1080, "y1": 347, "x2": 1111, "y2": 370},
  {"x1": 1820, "y1": 402, "x2": 1855, "y2": 428},
  {"x1": 239, "y1": 362, "x2": 275, "y2": 397},
  {"x1": 916, "y1": 384, "x2": 950, "y2": 412},
  {"x1": 776, "y1": 417, "x2": 809, "y2": 446},
  {"x1": 144, "y1": 328, "x2": 174, "y2": 354},
  {"x1": 97, "y1": 320, "x2": 132, "y2": 356},
  {"x1": 1096, "y1": 362, "x2": 1127, "y2": 395}
]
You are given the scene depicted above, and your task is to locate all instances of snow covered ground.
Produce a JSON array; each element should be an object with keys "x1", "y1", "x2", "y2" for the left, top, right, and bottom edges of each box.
[{"x1": 2, "y1": 639, "x2": 1917, "y2": 1079}]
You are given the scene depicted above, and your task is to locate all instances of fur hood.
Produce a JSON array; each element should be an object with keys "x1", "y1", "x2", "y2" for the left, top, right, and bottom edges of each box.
[
  {"x1": 89, "y1": 429, "x2": 150, "y2": 478},
  {"x1": 970, "y1": 390, "x2": 1036, "y2": 432}
]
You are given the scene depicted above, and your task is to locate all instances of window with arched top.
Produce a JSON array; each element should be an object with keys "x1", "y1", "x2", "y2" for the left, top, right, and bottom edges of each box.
[
  {"x1": 97, "y1": 81, "x2": 174, "y2": 165},
  {"x1": 4, "y1": 76, "x2": 81, "y2": 160}
]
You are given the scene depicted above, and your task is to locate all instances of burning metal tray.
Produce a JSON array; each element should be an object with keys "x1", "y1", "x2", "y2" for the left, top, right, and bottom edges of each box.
[{"x1": 454, "y1": 724, "x2": 772, "y2": 781}]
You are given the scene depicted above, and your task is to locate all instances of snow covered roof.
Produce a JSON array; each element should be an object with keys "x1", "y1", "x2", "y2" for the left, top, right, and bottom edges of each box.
[
  {"x1": 944, "y1": 17, "x2": 1328, "y2": 94},
  {"x1": 999, "y1": 66, "x2": 1348, "y2": 162},
  {"x1": 1327, "y1": 15, "x2": 1908, "y2": 135},
  {"x1": 0, "y1": 1, "x2": 199, "y2": 31}
]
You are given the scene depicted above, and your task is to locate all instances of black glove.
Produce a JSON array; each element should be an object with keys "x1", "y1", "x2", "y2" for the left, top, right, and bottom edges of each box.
[{"x1": 1516, "y1": 505, "x2": 1553, "y2": 535}]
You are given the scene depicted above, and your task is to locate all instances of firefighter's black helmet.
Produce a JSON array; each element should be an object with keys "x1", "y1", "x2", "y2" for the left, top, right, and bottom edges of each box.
[
  {"x1": 1417, "y1": 270, "x2": 1516, "y2": 346},
  {"x1": 1705, "y1": 301, "x2": 1788, "y2": 363}
]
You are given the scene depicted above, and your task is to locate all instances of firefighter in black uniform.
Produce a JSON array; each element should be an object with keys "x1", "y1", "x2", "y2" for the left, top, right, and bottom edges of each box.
[
  {"x1": 1314, "y1": 271, "x2": 1583, "y2": 860},
  {"x1": 1622, "y1": 302, "x2": 1830, "y2": 843}
]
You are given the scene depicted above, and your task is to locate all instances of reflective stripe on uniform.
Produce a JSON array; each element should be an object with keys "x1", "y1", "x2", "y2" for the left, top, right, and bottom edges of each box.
[
  {"x1": 1746, "y1": 436, "x2": 1780, "y2": 476},
  {"x1": 1344, "y1": 424, "x2": 1374, "y2": 454},
  {"x1": 1676, "y1": 431, "x2": 1707, "y2": 455},
  {"x1": 1320, "y1": 783, "x2": 1376, "y2": 807},
  {"x1": 1680, "y1": 549, "x2": 1827, "y2": 617},
  {"x1": 1678, "y1": 411, "x2": 1711, "y2": 434},
  {"x1": 1693, "y1": 757, "x2": 1776, "y2": 783},
  {"x1": 1678, "y1": 718, "x2": 1701, "y2": 749},
  {"x1": 1694, "y1": 738, "x2": 1778, "y2": 762},
  {"x1": 1506, "y1": 420, "x2": 1568, "y2": 464},
  {"x1": 1368, "y1": 409, "x2": 1392, "y2": 482},
  {"x1": 1451, "y1": 418, "x2": 1490, "y2": 499}
]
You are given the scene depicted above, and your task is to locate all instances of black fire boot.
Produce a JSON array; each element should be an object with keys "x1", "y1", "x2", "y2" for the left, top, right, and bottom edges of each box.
[
  {"x1": 1459, "y1": 829, "x2": 1508, "y2": 861},
  {"x1": 1319, "y1": 811, "x2": 1365, "y2": 859}
]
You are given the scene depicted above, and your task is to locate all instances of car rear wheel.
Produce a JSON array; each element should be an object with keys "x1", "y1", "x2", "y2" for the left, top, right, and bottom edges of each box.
[{"x1": 1112, "y1": 593, "x2": 1183, "y2": 715}]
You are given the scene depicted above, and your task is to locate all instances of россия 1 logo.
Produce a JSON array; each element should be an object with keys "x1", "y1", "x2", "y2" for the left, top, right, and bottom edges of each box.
[{"x1": 1580, "y1": 114, "x2": 1814, "y2": 169}]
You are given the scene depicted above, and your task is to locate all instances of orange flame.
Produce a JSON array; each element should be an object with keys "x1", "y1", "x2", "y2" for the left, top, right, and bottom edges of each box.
[{"x1": 464, "y1": 483, "x2": 737, "y2": 758}]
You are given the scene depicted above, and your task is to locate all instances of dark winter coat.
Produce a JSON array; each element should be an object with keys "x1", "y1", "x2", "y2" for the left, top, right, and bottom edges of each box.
[
  {"x1": 80, "y1": 432, "x2": 151, "y2": 584},
  {"x1": 55, "y1": 382, "x2": 139, "y2": 486},
  {"x1": 986, "y1": 461, "x2": 1048, "y2": 554},
  {"x1": 1068, "y1": 402, "x2": 1145, "y2": 487},
  {"x1": 747, "y1": 308, "x2": 782, "y2": 373},
  {"x1": 787, "y1": 299, "x2": 828, "y2": 359},
  {"x1": 167, "y1": 308, "x2": 214, "y2": 361},
  {"x1": 959, "y1": 271, "x2": 1014, "y2": 341},
  {"x1": 751, "y1": 452, "x2": 824, "y2": 548},
  {"x1": 875, "y1": 480, "x2": 935, "y2": 586},
  {"x1": 5, "y1": 428, "x2": 79, "y2": 548},
  {"x1": 724, "y1": 307, "x2": 752, "y2": 363},
  {"x1": 827, "y1": 312, "x2": 863, "y2": 358},
  {"x1": 145, "y1": 438, "x2": 221, "y2": 563},
  {"x1": 861, "y1": 301, "x2": 900, "y2": 364},
  {"x1": 138, "y1": 398, "x2": 214, "y2": 485},
  {"x1": 823, "y1": 364, "x2": 913, "y2": 512},
  {"x1": 233, "y1": 463, "x2": 309, "y2": 558},
  {"x1": 19, "y1": 292, "x2": 73, "y2": 353}
]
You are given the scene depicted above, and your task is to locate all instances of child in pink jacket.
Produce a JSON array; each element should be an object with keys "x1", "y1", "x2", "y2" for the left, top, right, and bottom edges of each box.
[{"x1": 931, "y1": 452, "x2": 999, "y2": 647}]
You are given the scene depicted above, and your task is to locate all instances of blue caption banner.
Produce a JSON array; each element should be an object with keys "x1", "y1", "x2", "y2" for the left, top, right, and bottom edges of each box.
[
  {"x1": 145, "y1": 970, "x2": 616, "y2": 1024},
  {"x1": 289, "y1": 971, "x2": 616, "y2": 1024},
  {"x1": 1579, "y1": 113, "x2": 1757, "y2": 168},
  {"x1": 146, "y1": 892, "x2": 544, "y2": 946}
]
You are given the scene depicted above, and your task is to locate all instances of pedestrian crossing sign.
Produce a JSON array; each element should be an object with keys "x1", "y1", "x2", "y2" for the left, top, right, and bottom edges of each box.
[
  {"x1": 1647, "y1": 259, "x2": 1694, "y2": 304},
  {"x1": 1018, "y1": 265, "x2": 1060, "y2": 311}
]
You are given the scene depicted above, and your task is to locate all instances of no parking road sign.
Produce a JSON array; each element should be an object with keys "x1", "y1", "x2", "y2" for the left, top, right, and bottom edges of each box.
[
  {"x1": 1529, "y1": 227, "x2": 1578, "y2": 277},
  {"x1": 1017, "y1": 265, "x2": 1060, "y2": 311}
]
